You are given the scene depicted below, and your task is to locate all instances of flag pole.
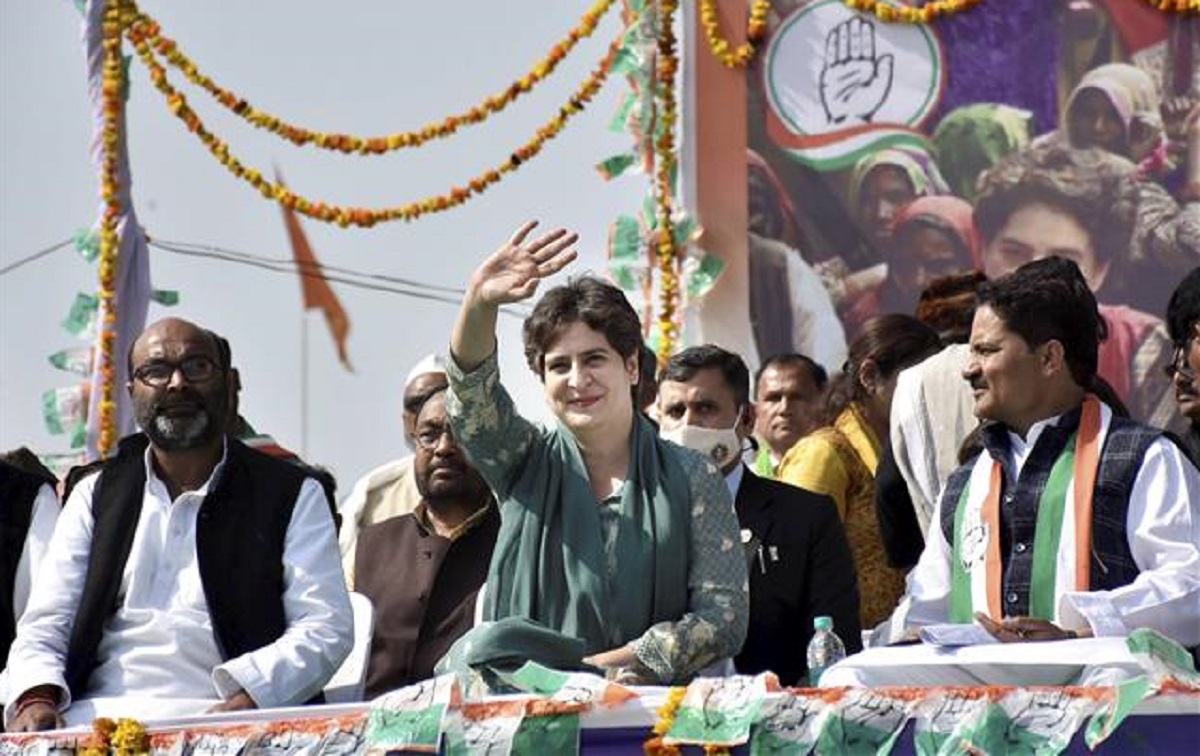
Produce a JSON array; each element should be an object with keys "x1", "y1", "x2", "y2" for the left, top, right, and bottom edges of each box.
[{"x1": 301, "y1": 311, "x2": 309, "y2": 458}]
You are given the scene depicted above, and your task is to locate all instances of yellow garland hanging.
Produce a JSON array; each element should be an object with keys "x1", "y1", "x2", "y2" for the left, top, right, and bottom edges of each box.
[
  {"x1": 699, "y1": 0, "x2": 771, "y2": 69},
  {"x1": 644, "y1": 685, "x2": 686, "y2": 754},
  {"x1": 843, "y1": 0, "x2": 981, "y2": 23},
  {"x1": 125, "y1": 27, "x2": 620, "y2": 227},
  {"x1": 122, "y1": 0, "x2": 619, "y2": 154},
  {"x1": 654, "y1": 0, "x2": 681, "y2": 365},
  {"x1": 95, "y1": 0, "x2": 130, "y2": 459}
]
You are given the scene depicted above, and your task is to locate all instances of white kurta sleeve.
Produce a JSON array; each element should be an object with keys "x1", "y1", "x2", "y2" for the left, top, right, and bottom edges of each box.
[
  {"x1": 3, "y1": 475, "x2": 98, "y2": 725},
  {"x1": 900, "y1": 489, "x2": 955, "y2": 629},
  {"x1": 12, "y1": 484, "x2": 62, "y2": 621},
  {"x1": 1058, "y1": 438, "x2": 1200, "y2": 646},
  {"x1": 211, "y1": 478, "x2": 353, "y2": 706}
]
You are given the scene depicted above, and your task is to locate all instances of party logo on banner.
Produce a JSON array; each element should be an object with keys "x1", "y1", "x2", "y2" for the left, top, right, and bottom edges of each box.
[{"x1": 763, "y1": 0, "x2": 945, "y2": 170}]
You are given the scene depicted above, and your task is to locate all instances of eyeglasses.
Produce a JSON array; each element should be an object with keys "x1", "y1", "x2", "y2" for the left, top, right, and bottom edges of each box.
[
  {"x1": 414, "y1": 423, "x2": 454, "y2": 451},
  {"x1": 1165, "y1": 332, "x2": 1197, "y2": 380},
  {"x1": 132, "y1": 355, "x2": 220, "y2": 387}
]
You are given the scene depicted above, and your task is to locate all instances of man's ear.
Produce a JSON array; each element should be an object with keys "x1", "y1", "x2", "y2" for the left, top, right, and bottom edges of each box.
[
  {"x1": 738, "y1": 403, "x2": 757, "y2": 437},
  {"x1": 1041, "y1": 340, "x2": 1068, "y2": 377}
]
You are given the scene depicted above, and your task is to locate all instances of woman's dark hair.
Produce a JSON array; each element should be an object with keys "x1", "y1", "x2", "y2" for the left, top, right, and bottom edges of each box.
[
  {"x1": 822, "y1": 314, "x2": 941, "y2": 425},
  {"x1": 522, "y1": 275, "x2": 643, "y2": 376},
  {"x1": 977, "y1": 256, "x2": 1107, "y2": 389},
  {"x1": 974, "y1": 144, "x2": 1139, "y2": 270}
]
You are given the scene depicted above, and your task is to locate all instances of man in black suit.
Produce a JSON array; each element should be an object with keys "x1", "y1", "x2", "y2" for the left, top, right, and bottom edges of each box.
[{"x1": 657, "y1": 345, "x2": 862, "y2": 685}]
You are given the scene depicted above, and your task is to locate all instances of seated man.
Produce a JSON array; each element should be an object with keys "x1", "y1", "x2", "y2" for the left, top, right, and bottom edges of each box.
[
  {"x1": 825, "y1": 258, "x2": 1200, "y2": 688},
  {"x1": 5, "y1": 317, "x2": 352, "y2": 730},
  {"x1": 658, "y1": 345, "x2": 861, "y2": 686},
  {"x1": 750, "y1": 354, "x2": 827, "y2": 479},
  {"x1": 0, "y1": 452, "x2": 60, "y2": 699},
  {"x1": 339, "y1": 355, "x2": 448, "y2": 584},
  {"x1": 353, "y1": 388, "x2": 498, "y2": 698},
  {"x1": 1166, "y1": 267, "x2": 1200, "y2": 466}
]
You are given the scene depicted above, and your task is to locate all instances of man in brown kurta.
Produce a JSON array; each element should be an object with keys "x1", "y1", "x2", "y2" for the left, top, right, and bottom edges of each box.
[{"x1": 353, "y1": 389, "x2": 497, "y2": 698}]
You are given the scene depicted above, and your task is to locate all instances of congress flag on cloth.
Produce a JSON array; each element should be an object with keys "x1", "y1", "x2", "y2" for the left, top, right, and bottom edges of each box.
[{"x1": 275, "y1": 170, "x2": 353, "y2": 371}]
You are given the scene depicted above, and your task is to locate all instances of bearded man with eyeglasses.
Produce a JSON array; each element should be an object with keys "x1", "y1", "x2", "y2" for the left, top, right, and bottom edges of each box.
[
  {"x1": 4, "y1": 318, "x2": 352, "y2": 731},
  {"x1": 1167, "y1": 267, "x2": 1200, "y2": 468}
]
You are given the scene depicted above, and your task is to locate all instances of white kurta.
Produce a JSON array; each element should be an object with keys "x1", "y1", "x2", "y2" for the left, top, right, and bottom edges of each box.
[
  {"x1": 828, "y1": 410, "x2": 1200, "y2": 688},
  {"x1": 3, "y1": 446, "x2": 353, "y2": 726}
]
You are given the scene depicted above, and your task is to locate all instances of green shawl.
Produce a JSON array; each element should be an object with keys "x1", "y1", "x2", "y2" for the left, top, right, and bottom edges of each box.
[{"x1": 483, "y1": 412, "x2": 691, "y2": 654}]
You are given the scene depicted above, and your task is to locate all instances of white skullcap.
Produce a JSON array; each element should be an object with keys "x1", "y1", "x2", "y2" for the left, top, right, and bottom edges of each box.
[{"x1": 404, "y1": 353, "x2": 447, "y2": 389}]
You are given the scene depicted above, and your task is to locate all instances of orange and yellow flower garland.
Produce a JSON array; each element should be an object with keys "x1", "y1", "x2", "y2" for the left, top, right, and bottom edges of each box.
[
  {"x1": 123, "y1": 0, "x2": 619, "y2": 154},
  {"x1": 843, "y1": 0, "x2": 981, "y2": 23},
  {"x1": 1142, "y1": 0, "x2": 1200, "y2": 12},
  {"x1": 644, "y1": 685, "x2": 685, "y2": 754},
  {"x1": 81, "y1": 717, "x2": 149, "y2": 756},
  {"x1": 125, "y1": 25, "x2": 620, "y2": 227},
  {"x1": 95, "y1": 0, "x2": 131, "y2": 458},
  {"x1": 699, "y1": 0, "x2": 770, "y2": 69},
  {"x1": 654, "y1": 0, "x2": 681, "y2": 364}
]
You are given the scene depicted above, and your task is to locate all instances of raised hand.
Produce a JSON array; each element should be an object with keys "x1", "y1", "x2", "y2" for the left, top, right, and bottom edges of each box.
[
  {"x1": 470, "y1": 221, "x2": 579, "y2": 307},
  {"x1": 819, "y1": 16, "x2": 894, "y2": 125}
]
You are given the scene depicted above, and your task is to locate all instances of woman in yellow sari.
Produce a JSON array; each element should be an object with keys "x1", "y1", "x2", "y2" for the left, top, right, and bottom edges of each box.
[{"x1": 778, "y1": 314, "x2": 940, "y2": 630}]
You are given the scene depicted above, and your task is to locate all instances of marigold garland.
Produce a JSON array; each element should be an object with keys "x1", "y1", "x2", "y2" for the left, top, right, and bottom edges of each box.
[
  {"x1": 126, "y1": 26, "x2": 620, "y2": 227},
  {"x1": 122, "y1": 0, "x2": 619, "y2": 154},
  {"x1": 95, "y1": 0, "x2": 130, "y2": 459},
  {"x1": 843, "y1": 0, "x2": 981, "y2": 23},
  {"x1": 644, "y1": 685, "x2": 686, "y2": 754},
  {"x1": 700, "y1": 0, "x2": 770, "y2": 69},
  {"x1": 654, "y1": 0, "x2": 681, "y2": 364},
  {"x1": 1142, "y1": 0, "x2": 1200, "y2": 12},
  {"x1": 80, "y1": 716, "x2": 149, "y2": 756}
]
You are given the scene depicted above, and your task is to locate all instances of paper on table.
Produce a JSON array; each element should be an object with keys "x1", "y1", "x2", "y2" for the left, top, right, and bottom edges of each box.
[{"x1": 918, "y1": 623, "x2": 1000, "y2": 647}]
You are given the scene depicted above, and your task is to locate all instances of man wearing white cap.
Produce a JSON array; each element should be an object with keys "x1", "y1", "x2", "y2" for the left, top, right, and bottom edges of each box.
[{"x1": 337, "y1": 355, "x2": 447, "y2": 584}]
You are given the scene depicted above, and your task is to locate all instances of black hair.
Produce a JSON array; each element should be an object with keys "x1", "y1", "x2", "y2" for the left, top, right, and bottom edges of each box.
[
  {"x1": 1166, "y1": 267, "x2": 1200, "y2": 346},
  {"x1": 976, "y1": 256, "x2": 1107, "y2": 388},
  {"x1": 661, "y1": 344, "x2": 751, "y2": 407},
  {"x1": 753, "y1": 353, "x2": 828, "y2": 398},
  {"x1": 522, "y1": 276, "x2": 643, "y2": 376}
]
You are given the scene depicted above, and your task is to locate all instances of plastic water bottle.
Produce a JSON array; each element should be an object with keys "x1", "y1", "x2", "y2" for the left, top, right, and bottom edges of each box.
[{"x1": 805, "y1": 615, "x2": 846, "y2": 686}]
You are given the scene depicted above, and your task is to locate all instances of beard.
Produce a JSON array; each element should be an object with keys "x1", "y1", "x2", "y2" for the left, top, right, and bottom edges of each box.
[{"x1": 136, "y1": 389, "x2": 225, "y2": 451}]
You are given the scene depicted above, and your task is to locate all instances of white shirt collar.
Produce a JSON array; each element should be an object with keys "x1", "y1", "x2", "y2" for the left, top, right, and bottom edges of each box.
[
  {"x1": 1004, "y1": 411, "x2": 1066, "y2": 482},
  {"x1": 142, "y1": 437, "x2": 229, "y2": 501}
]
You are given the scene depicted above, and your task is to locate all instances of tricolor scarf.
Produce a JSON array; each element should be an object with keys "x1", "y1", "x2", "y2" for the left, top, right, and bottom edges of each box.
[{"x1": 950, "y1": 397, "x2": 1106, "y2": 623}]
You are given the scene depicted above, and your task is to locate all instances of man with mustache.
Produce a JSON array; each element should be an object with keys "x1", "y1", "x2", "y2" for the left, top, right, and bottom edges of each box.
[
  {"x1": 750, "y1": 353, "x2": 828, "y2": 479},
  {"x1": 1166, "y1": 267, "x2": 1200, "y2": 467},
  {"x1": 352, "y1": 387, "x2": 497, "y2": 697},
  {"x1": 338, "y1": 355, "x2": 448, "y2": 585},
  {"x1": 822, "y1": 258, "x2": 1200, "y2": 688},
  {"x1": 5, "y1": 318, "x2": 352, "y2": 730}
]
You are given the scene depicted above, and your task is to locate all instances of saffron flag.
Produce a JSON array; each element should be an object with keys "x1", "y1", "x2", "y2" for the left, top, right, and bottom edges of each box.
[{"x1": 275, "y1": 170, "x2": 353, "y2": 371}]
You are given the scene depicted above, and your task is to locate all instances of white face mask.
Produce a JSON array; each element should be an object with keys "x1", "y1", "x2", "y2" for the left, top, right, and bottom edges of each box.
[{"x1": 661, "y1": 422, "x2": 742, "y2": 469}]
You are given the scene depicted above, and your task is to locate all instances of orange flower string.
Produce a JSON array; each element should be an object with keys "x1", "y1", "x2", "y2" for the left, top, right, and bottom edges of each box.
[
  {"x1": 654, "y1": 0, "x2": 681, "y2": 364},
  {"x1": 126, "y1": 29, "x2": 620, "y2": 227},
  {"x1": 699, "y1": 0, "x2": 770, "y2": 69},
  {"x1": 96, "y1": 0, "x2": 130, "y2": 458},
  {"x1": 1141, "y1": 0, "x2": 1200, "y2": 12},
  {"x1": 843, "y1": 0, "x2": 981, "y2": 23},
  {"x1": 122, "y1": 0, "x2": 620, "y2": 154},
  {"x1": 644, "y1": 686, "x2": 686, "y2": 755}
]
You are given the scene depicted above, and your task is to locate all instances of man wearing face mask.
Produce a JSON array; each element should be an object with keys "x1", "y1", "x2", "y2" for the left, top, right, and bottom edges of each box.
[{"x1": 657, "y1": 345, "x2": 862, "y2": 685}]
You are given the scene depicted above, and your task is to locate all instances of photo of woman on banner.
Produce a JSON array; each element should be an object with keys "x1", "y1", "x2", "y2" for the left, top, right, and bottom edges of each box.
[
  {"x1": 974, "y1": 143, "x2": 1182, "y2": 433},
  {"x1": 879, "y1": 195, "x2": 982, "y2": 317}
]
